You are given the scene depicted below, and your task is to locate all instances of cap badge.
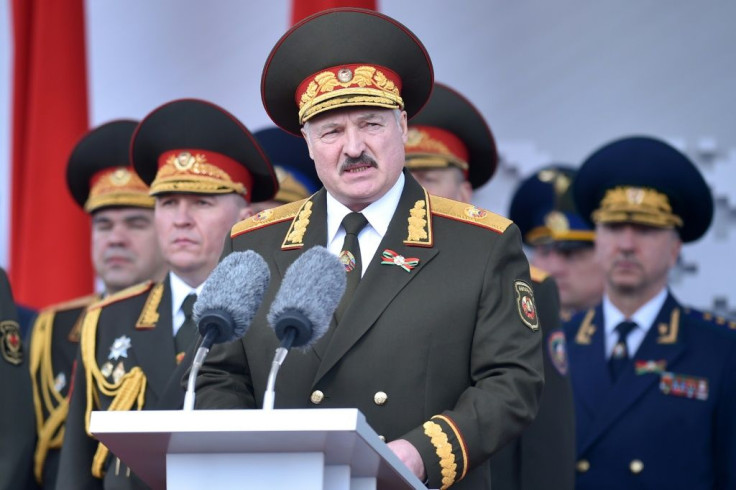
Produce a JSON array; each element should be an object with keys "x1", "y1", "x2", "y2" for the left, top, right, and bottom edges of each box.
[
  {"x1": 337, "y1": 67, "x2": 353, "y2": 83},
  {"x1": 339, "y1": 250, "x2": 357, "y2": 272},
  {"x1": 109, "y1": 168, "x2": 132, "y2": 186},
  {"x1": 514, "y1": 280, "x2": 539, "y2": 331},
  {"x1": 545, "y1": 211, "x2": 569, "y2": 234},
  {"x1": 626, "y1": 187, "x2": 646, "y2": 204},
  {"x1": 0, "y1": 320, "x2": 23, "y2": 365},
  {"x1": 108, "y1": 335, "x2": 132, "y2": 361},
  {"x1": 173, "y1": 151, "x2": 197, "y2": 171},
  {"x1": 381, "y1": 249, "x2": 419, "y2": 272}
]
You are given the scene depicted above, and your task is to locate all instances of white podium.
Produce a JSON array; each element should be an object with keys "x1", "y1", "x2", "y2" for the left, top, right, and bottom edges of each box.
[{"x1": 90, "y1": 408, "x2": 424, "y2": 490}]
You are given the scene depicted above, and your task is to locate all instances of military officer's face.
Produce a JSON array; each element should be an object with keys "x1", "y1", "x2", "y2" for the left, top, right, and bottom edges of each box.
[
  {"x1": 410, "y1": 167, "x2": 472, "y2": 203},
  {"x1": 155, "y1": 193, "x2": 251, "y2": 287},
  {"x1": 91, "y1": 207, "x2": 167, "y2": 295},
  {"x1": 532, "y1": 245, "x2": 605, "y2": 314},
  {"x1": 302, "y1": 107, "x2": 408, "y2": 212},
  {"x1": 595, "y1": 222, "x2": 681, "y2": 298}
]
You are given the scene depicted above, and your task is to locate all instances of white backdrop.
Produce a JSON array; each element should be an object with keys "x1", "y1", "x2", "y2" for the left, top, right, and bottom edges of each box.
[{"x1": 2, "y1": 0, "x2": 735, "y2": 315}]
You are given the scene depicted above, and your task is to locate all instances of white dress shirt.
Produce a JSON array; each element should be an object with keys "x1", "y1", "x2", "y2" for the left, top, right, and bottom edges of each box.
[
  {"x1": 169, "y1": 272, "x2": 204, "y2": 336},
  {"x1": 602, "y1": 287, "x2": 668, "y2": 359},
  {"x1": 326, "y1": 172, "x2": 405, "y2": 277}
]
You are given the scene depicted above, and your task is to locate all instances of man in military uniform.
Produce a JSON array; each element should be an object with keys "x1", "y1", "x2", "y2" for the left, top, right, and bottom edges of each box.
[
  {"x1": 28, "y1": 120, "x2": 168, "y2": 489},
  {"x1": 509, "y1": 165, "x2": 604, "y2": 321},
  {"x1": 56, "y1": 99, "x2": 277, "y2": 489},
  {"x1": 404, "y1": 81, "x2": 574, "y2": 490},
  {"x1": 251, "y1": 126, "x2": 321, "y2": 213},
  {"x1": 565, "y1": 136, "x2": 736, "y2": 489},
  {"x1": 194, "y1": 10, "x2": 543, "y2": 490},
  {"x1": 0, "y1": 268, "x2": 35, "y2": 490}
]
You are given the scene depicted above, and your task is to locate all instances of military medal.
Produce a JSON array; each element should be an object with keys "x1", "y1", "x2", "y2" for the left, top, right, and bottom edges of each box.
[
  {"x1": 339, "y1": 250, "x2": 357, "y2": 272},
  {"x1": 100, "y1": 361, "x2": 114, "y2": 378},
  {"x1": 659, "y1": 371, "x2": 709, "y2": 400},
  {"x1": 381, "y1": 249, "x2": 419, "y2": 272},
  {"x1": 112, "y1": 361, "x2": 126, "y2": 384},
  {"x1": 54, "y1": 372, "x2": 67, "y2": 392},
  {"x1": 635, "y1": 359, "x2": 666, "y2": 375},
  {"x1": 108, "y1": 335, "x2": 132, "y2": 360}
]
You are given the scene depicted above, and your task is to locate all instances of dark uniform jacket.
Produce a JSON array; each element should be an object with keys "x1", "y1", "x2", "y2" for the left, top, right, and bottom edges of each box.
[
  {"x1": 565, "y1": 292, "x2": 736, "y2": 490},
  {"x1": 0, "y1": 268, "x2": 36, "y2": 490},
  {"x1": 195, "y1": 173, "x2": 544, "y2": 490},
  {"x1": 28, "y1": 294, "x2": 96, "y2": 489},
  {"x1": 490, "y1": 268, "x2": 575, "y2": 490},
  {"x1": 56, "y1": 276, "x2": 189, "y2": 490}
]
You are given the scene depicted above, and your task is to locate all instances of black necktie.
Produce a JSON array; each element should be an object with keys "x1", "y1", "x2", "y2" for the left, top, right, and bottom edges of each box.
[
  {"x1": 609, "y1": 320, "x2": 637, "y2": 382},
  {"x1": 335, "y1": 212, "x2": 368, "y2": 321},
  {"x1": 175, "y1": 293, "x2": 197, "y2": 353}
]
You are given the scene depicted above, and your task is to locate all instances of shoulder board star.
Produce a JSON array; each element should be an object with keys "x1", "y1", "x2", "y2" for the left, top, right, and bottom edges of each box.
[
  {"x1": 231, "y1": 199, "x2": 307, "y2": 238},
  {"x1": 89, "y1": 281, "x2": 155, "y2": 311},
  {"x1": 429, "y1": 195, "x2": 511, "y2": 234}
]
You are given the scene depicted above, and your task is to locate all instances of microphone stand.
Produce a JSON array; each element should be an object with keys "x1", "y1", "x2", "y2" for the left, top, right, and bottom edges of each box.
[
  {"x1": 183, "y1": 331, "x2": 214, "y2": 411},
  {"x1": 262, "y1": 328, "x2": 296, "y2": 411}
]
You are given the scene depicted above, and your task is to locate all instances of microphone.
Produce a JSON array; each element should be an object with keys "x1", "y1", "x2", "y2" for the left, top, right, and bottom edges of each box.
[
  {"x1": 183, "y1": 250, "x2": 270, "y2": 410},
  {"x1": 262, "y1": 246, "x2": 346, "y2": 409}
]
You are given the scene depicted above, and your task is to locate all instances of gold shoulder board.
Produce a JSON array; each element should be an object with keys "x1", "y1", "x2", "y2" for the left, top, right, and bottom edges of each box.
[
  {"x1": 429, "y1": 195, "x2": 511, "y2": 233},
  {"x1": 231, "y1": 199, "x2": 307, "y2": 238},
  {"x1": 529, "y1": 265, "x2": 550, "y2": 284},
  {"x1": 41, "y1": 293, "x2": 99, "y2": 314},
  {"x1": 89, "y1": 281, "x2": 154, "y2": 311}
]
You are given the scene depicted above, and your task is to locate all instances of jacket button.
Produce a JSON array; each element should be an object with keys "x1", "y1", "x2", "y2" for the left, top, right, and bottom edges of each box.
[
  {"x1": 629, "y1": 459, "x2": 644, "y2": 474},
  {"x1": 576, "y1": 459, "x2": 590, "y2": 473},
  {"x1": 310, "y1": 390, "x2": 324, "y2": 405},
  {"x1": 373, "y1": 391, "x2": 388, "y2": 405}
]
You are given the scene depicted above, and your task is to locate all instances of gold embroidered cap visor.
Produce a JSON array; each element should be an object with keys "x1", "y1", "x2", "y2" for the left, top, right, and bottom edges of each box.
[
  {"x1": 509, "y1": 165, "x2": 595, "y2": 247},
  {"x1": 131, "y1": 98, "x2": 278, "y2": 202},
  {"x1": 261, "y1": 7, "x2": 433, "y2": 136},
  {"x1": 573, "y1": 136, "x2": 713, "y2": 243},
  {"x1": 405, "y1": 82, "x2": 497, "y2": 189},
  {"x1": 66, "y1": 120, "x2": 155, "y2": 213}
]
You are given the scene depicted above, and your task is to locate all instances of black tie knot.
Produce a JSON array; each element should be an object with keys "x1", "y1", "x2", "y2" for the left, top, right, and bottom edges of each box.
[
  {"x1": 181, "y1": 293, "x2": 197, "y2": 321},
  {"x1": 341, "y1": 212, "x2": 368, "y2": 236},
  {"x1": 615, "y1": 320, "x2": 637, "y2": 342}
]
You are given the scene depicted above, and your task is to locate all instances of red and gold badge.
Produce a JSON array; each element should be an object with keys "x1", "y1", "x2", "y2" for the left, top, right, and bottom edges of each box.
[
  {"x1": 0, "y1": 320, "x2": 23, "y2": 365},
  {"x1": 514, "y1": 280, "x2": 539, "y2": 331}
]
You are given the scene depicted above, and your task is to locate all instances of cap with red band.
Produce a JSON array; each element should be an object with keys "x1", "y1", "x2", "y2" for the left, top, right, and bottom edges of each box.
[
  {"x1": 131, "y1": 98, "x2": 277, "y2": 202},
  {"x1": 67, "y1": 120, "x2": 155, "y2": 213}
]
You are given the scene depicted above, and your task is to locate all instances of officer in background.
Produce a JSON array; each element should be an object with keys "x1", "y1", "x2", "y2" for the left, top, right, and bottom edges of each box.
[
  {"x1": 195, "y1": 10, "x2": 543, "y2": 489},
  {"x1": 405, "y1": 81, "x2": 574, "y2": 490},
  {"x1": 28, "y1": 120, "x2": 168, "y2": 489},
  {"x1": 566, "y1": 135, "x2": 736, "y2": 489},
  {"x1": 251, "y1": 126, "x2": 321, "y2": 213},
  {"x1": 0, "y1": 268, "x2": 35, "y2": 490},
  {"x1": 56, "y1": 99, "x2": 277, "y2": 490},
  {"x1": 509, "y1": 166, "x2": 605, "y2": 320}
]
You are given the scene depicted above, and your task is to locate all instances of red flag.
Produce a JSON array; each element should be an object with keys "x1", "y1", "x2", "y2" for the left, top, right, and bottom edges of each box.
[
  {"x1": 10, "y1": 0, "x2": 92, "y2": 309},
  {"x1": 291, "y1": 0, "x2": 376, "y2": 25}
]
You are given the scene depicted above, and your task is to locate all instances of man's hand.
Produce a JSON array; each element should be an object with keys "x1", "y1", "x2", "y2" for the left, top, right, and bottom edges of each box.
[{"x1": 387, "y1": 439, "x2": 426, "y2": 482}]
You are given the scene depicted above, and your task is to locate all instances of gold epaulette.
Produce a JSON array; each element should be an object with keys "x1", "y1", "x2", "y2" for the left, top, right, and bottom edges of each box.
[
  {"x1": 40, "y1": 293, "x2": 98, "y2": 314},
  {"x1": 530, "y1": 265, "x2": 550, "y2": 284},
  {"x1": 429, "y1": 195, "x2": 511, "y2": 234},
  {"x1": 88, "y1": 281, "x2": 154, "y2": 311},
  {"x1": 231, "y1": 199, "x2": 307, "y2": 238}
]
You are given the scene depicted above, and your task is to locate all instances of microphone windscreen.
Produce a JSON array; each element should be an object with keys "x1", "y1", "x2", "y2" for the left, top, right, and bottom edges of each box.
[
  {"x1": 267, "y1": 246, "x2": 346, "y2": 350},
  {"x1": 193, "y1": 250, "x2": 270, "y2": 342}
]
